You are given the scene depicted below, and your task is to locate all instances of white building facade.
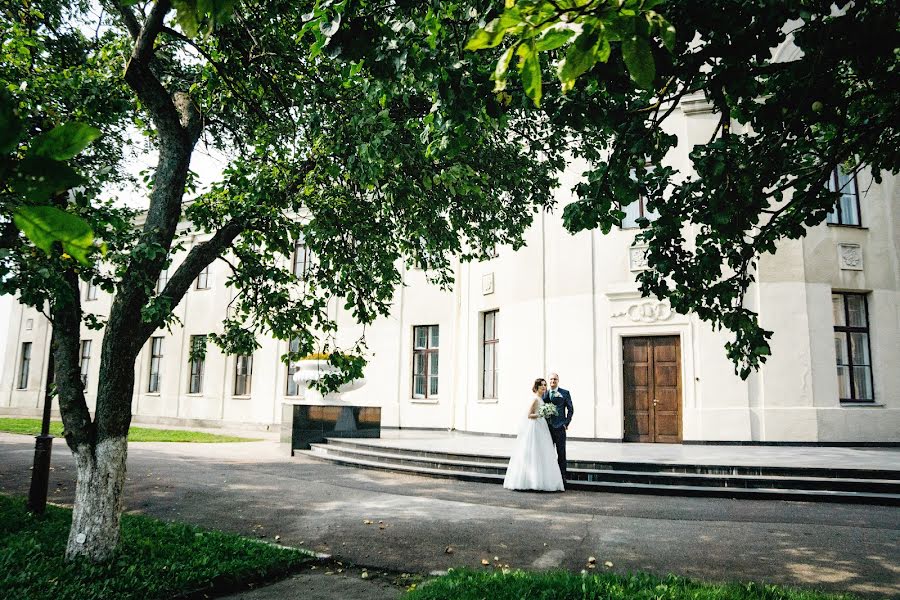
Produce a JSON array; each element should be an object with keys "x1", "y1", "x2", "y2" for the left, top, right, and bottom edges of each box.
[{"x1": 2, "y1": 97, "x2": 898, "y2": 444}]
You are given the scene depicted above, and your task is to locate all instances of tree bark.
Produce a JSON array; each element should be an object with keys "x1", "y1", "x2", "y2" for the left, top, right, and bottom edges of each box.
[{"x1": 66, "y1": 437, "x2": 128, "y2": 561}]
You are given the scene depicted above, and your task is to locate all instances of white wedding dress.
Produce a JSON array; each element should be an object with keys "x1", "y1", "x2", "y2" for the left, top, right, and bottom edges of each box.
[{"x1": 503, "y1": 396, "x2": 565, "y2": 491}]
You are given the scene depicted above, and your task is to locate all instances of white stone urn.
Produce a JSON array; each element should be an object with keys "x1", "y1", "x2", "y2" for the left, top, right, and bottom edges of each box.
[{"x1": 292, "y1": 359, "x2": 366, "y2": 404}]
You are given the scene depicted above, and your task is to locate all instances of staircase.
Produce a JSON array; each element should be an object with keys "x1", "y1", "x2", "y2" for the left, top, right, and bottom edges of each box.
[{"x1": 303, "y1": 438, "x2": 900, "y2": 505}]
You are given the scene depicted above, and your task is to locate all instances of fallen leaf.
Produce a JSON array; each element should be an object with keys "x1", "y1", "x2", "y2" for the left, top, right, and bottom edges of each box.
[
  {"x1": 481, "y1": 559, "x2": 490, "y2": 566},
  {"x1": 445, "y1": 546, "x2": 454, "y2": 554},
  {"x1": 493, "y1": 556, "x2": 499, "y2": 561},
  {"x1": 361, "y1": 572, "x2": 369, "y2": 579},
  {"x1": 588, "y1": 556, "x2": 596, "y2": 564},
  {"x1": 604, "y1": 561, "x2": 614, "y2": 568},
  {"x1": 363, "y1": 520, "x2": 373, "y2": 525}
]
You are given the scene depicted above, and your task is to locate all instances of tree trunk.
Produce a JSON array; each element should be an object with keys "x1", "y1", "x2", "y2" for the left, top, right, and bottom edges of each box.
[{"x1": 65, "y1": 437, "x2": 128, "y2": 561}]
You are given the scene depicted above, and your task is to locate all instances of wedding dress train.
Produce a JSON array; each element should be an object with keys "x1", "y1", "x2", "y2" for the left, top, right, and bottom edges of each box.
[{"x1": 503, "y1": 397, "x2": 565, "y2": 491}]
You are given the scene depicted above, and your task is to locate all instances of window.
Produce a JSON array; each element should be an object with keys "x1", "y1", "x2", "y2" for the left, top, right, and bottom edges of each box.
[
  {"x1": 156, "y1": 268, "x2": 169, "y2": 294},
  {"x1": 79, "y1": 340, "x2": 92, "y2": 390},
  {"x1": 286, "y1": 337, "x2": 301, "y2": 396},
  {"x1": 234, "y1": 355, "x2": 253, "y2": 396},
  {"x1": 293, "y1": 239, "x2": 310, "y2": 279},
  {"x1": 832, "y1": 293, "x2": 874, "y2": 402},
  {"x1": 619, "y1": 196, "x2": 658, "y2": 229},
  {"x1": 482, "y1": 310, "x2": 498, "y2": 399},
  {"x1": 85, "y1": 282, "x2": 98, "y2": 301},
  {"x1": 148, "y1": 336, "x2": 163, "y2": 393},
  {"x1": 412, "y1": 325, "x2": 439, "y2": 398},
  {"x1": 619, "y1": 169, "x2": 658, "y2": 229},
  {"x1": 17, "y1": 342, "x2": 31, "y2": 389},
  {"x1": 195, "y1": 264, "x2": 210, "y2": 290},
  {"x1": 188, "y1": 335, "x2": 206, "y2": 394},
  {"x1": 826, "y1": 166, "x2": 861, "y2": 226}
]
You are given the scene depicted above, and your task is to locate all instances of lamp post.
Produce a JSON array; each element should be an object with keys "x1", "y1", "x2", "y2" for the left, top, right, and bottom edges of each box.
[{"x1": 27, "y1": 331, "x2": 55, "y2": 515}]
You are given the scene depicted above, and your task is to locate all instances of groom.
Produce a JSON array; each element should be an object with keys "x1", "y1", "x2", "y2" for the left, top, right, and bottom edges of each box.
[{"x1": 543, "y1": 372, "x2": 573, "y2": 487}]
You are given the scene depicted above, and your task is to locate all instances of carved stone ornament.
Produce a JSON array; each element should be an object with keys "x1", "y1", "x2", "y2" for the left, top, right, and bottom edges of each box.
[
  {"x1": 482, "y1": 272, "x2": 495, "y2": 295},
  {"x1": 837, "y1": 243, "x2": 863, "y2": 271},
  {"x1": 629, "y1": 245, "x2": 649, "y2": 271},
  {"x1": 612, "y1": 301, "x2": 673, "y2": 323}
]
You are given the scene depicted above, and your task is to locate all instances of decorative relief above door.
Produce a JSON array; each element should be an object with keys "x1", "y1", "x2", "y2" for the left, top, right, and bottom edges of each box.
[{"x1": 611, "y1": 300, "x2": 673, "y2": 323}]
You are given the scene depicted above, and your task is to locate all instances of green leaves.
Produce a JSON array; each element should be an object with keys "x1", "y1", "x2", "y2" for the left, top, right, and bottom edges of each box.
[
  {"x1": 12, "y1": 206, "x2": 101, "y2": 265},
  {"x1": 29, "y1": 122, "x2": 102, "y2": 161},
  {"x1": 171, "y1": 0, "x2": 237, "y2": 37},
  {"x1": 0, "y1": 90, "x2": 105, "y2": 265},
  {"x1": 621, "y1": 35, "x2": 654, "y2": 89},
  {"x1": 517, "y1": 41, "x2": 542, "y2": 106},
  {"x1": 0, "y1": 92, "x2": 24, "y2": 154},
  {"x1": 467, "y1": 1, "x2": 674, "y2": 104}
]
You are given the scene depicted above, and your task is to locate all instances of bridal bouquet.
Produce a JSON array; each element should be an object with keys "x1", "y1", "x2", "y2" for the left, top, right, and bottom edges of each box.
[{"x1": 538, "y1": 403, "x2": 558, "y2": 419}]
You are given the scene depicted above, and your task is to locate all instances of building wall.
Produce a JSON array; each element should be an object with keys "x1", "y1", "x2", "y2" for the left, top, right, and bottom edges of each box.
[{"x1": 2, "y1": 111, "x2": 897, "y2": 442}]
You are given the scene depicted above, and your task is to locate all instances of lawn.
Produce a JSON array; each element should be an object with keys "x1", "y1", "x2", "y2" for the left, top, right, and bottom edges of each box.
[
  {"x1": 0, "y1": 494, "x2": 312, "y2": 599},
  {"x1": 406, "y1": 569, "x2": 860, "y2": 600},
  {"x1": 0, "y1": 418, "x2": 258, "y2": 442}
]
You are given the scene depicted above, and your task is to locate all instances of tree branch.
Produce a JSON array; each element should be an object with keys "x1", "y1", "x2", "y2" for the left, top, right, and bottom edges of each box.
[{"x1": 137, "y1": 219, "x2": 245, "y2": 341}]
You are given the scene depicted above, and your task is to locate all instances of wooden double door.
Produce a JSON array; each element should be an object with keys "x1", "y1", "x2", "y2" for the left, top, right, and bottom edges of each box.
[{"x1": 623, "y1": 336, "x2": 682, "y2": 443}]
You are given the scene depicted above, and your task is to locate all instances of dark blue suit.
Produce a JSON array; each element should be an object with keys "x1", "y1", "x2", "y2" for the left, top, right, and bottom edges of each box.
[{"x1": 543, "y1": 387, "x2": 573, "y2": 484}]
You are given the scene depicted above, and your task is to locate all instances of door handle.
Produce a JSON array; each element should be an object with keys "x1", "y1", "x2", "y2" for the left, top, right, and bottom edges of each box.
[{"x1": 653, "y1": 399, "x2": 659, "y2": 405}]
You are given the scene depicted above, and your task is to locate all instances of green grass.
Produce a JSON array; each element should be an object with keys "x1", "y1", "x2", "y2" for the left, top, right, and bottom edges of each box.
[
  {"x1": 0, "y1": 494, "x2": 312, "y2": 599},
  {"x1": 406, "y1": 569, "x2": 860, "y2": 600},
  {"x1": 0, "y1": 418, "x2": 258, "y2": 442}
]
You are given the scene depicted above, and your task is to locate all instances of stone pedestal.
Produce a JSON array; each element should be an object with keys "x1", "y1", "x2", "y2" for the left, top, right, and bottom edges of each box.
[{"x1": 282, "y1": 403, "x2": 381, "y2": 453}]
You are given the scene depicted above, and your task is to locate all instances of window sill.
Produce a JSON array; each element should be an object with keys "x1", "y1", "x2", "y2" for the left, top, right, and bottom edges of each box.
[
  {"x1": 144, "y1": 392, "x2": 161, "y2": 397},
  {"x1": 185, "y1": 393, "x2": 204, "y2": 397},
  {"x1": 477, "y1": 398, "x2": 499, "y2": 404},
  {"x1": 826, "y1": 223, "x2": 868, "y2": 230},
  {"x1": 410, "y1": 397, "x2": 439, "y2": 404},
  {"x1": 839, "y1": 401, "x2": 884, "y2": 408},
  {"x1": 232, "y1": 395, "x2": 251, "y2": 400}
]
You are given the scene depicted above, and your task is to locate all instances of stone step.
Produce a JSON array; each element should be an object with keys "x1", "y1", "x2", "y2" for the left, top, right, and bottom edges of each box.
[
  {"x1": 303, "y1": 443, "x2": 900, "y2": 506},
  {"x1": 309, "y1": 443, "x2": 900, "y2": 495},
  {"x1": 321, "y1": 438, "x2": 900, "y2": 481}
]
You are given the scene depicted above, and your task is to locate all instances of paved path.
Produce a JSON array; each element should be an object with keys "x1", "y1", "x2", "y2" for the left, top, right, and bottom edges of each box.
[{"x1": 1, "y1": 433, "x2": 897, "y2": 598}]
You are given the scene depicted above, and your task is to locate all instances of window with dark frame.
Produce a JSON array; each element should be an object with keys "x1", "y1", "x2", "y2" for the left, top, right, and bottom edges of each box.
[
  {"x1": 286, "y1": 337, "x2": 301, "y2": 396},
  {"x1": 85, "y1": 282, "x2": 98, "y2": 301},
  {"x1": 188, "y1": 335, "x2": 206, "y2": 394},
  {"x1": 195, "y1": 264, "x2": 210, "y2": 290},
  {"x1": 148, "y1": 336, "x2": 163, "y2": 393},
  {"x1": 293, "y1": 240, "x2": 310, "y2": 279},
  {"x1": 17, "y1": 342, "x2": 31, "y2": 389},
  {"x1": 412, "y1": 325, "x2": 439, "y2": 398},
  {"x1": 832, "y1": 293, "x2": 874, "y2": 402},
  {"x1": 482, "y1": 310, "x2": 498, "y2": 399},
  {"x1": 619, "y1": 169, "x2": 658, "y2": 229},
  {"x1": 79, "y1": 340, "x2": 92, "y2": 390},
  {"x1": 826, "y1": 166, "x2": 861, "y2": 226},
  {"x1": 234, "y1": 355, "x2": 253, "y2": 396}
]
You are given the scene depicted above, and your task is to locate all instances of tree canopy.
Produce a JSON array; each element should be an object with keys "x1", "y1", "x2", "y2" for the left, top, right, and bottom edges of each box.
[
  {"x1": 466, "y1": 0, "x2": 899, "y2": 376},
  {"x1": 0, "y1": 0, "x2": 567, "y2": 561}
]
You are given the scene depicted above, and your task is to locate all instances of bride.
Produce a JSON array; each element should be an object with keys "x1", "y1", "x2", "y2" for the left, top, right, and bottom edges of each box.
[{"x1": 503, "y1": 378, "x2": 565, "y2": 492}]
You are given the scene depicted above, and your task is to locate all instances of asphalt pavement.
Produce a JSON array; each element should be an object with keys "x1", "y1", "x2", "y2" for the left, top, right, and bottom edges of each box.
[{"x1": 0, "y1": 433, "x2": 897, "y2": 598}]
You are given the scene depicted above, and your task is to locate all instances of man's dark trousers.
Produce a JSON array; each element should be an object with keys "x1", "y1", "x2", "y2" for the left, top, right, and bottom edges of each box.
[
  {"x1": 548, "y1": 426, "x2": 567, "y2": 484},
  {"x1": 543, "y1": 387, "x2": 573, "y2": 487}
]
